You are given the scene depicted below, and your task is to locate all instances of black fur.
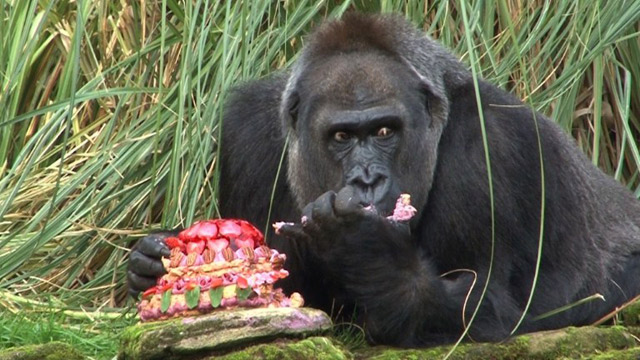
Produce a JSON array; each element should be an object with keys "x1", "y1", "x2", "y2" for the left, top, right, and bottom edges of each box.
[{"x1": 129, "y1": 13, "x2": 640, "y2": 347}]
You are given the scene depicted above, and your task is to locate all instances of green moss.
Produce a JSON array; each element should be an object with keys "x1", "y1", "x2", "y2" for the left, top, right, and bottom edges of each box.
[
  {"x1": 526, "y1": 326, "x2": 636, "y2": 359},
  {"x1": 354, "y1": 326, "x2": 639, "y2": 360},
  {"x1": 0, "y1": 342, "x2": 85, "y2": 360},
  {"x1": 619, "y1": 301, "x2": 640, "y2": 326},
  {"x1": 212, "y1": 337, "x2": 351, "y2": 360},
  {"x1": 585, "y1": 347, "x2": 640, "y2": 360},
  {"x1": 118, "y1": 318, "x2": 188, "y2": 359},
  {"x1": 356, "y1": 338, "x2": 531, "y2": 360}
]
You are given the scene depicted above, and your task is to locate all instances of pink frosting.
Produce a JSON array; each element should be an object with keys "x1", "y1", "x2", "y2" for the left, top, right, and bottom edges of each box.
[
  {"x1": 386, "y1": 194, "x2": 417, "y2": 222},
  {"x1": 197, "y1": 275, "x2": 213, "y2": 290}
]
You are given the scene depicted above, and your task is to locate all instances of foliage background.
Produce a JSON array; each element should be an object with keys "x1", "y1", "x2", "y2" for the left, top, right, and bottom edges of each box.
[{"x1": 1, "y1": 0, "x2": 639, "y2": 357}]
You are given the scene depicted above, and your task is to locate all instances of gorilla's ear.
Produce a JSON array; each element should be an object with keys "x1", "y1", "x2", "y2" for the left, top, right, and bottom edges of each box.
[
  {"x1": 280, "y1": 66, "x2": 302, "y2": 137},
  {"x1": 283, "y1": 90, "x2": 300, "y2": 130},
  {"x1": 403, "y1": 58, "x2": 450, "y2": 129}
]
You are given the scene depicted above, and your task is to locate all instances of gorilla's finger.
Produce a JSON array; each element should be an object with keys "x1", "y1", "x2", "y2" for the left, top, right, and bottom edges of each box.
[
  {"x1": 128, "y1": 250, "x2": 167, "y2": 277},
  {"x1": 127, "y1": 270, "x2": 158, "y2": 298},
  {"x1": 300, "y1": 203, "x2": 321, "y2": 235},
  {"x1": 277, "y1": 223, "x2": 311, "y2": 241},
  {"x1": 312, "y1": 191, "x2": 337, "y2": 225},
  {"x1": 135, "y1": 235, "x2": 171, "y2": 258},
  {"x1": 334, "y1": 186, "x2": 362, "y2": 217},
  {"x1": 302, "y1": 203, "x2": 314, "y2": 223}
]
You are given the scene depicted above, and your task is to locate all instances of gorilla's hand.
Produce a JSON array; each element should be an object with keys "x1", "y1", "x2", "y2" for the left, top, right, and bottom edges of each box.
[
  {"x1": 278, "y1": 186, "x2": 416, "y2": 286},
  {"x1": 127, "y1": 232, "x2": 173, "y2": 298}
]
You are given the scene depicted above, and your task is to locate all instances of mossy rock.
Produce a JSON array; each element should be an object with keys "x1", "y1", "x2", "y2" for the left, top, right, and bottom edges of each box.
[
  {"x1": 583, "y1": 346, "x2": 640, "y2": 360},
  {"x1": 118, "y1": 307, "x2": 332, "y2": 359},
  {"x1": 0, "y1": 342, "x2": 85, "y2": 360},
  {"x1": 355, "y1": 326, "x2": 640, "y2": 360},
  {"x1": 119, "y1": 307, "x2": 640, "y2": 360},
  {"x1": 210, "y1": 336, "x2": 351, "y2": 360},
  {"x1": 618, "y1": 300, "x2": 640, "y2": 326}
]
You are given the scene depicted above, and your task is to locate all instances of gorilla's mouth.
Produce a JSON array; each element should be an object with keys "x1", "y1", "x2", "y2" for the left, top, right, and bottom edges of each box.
[{"x1": 351, "y1": 180, "x2": 397, "y2": 216}]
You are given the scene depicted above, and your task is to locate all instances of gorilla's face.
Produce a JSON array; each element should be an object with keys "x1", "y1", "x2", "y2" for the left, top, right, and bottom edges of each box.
[{"x1": 286, "y1": 50, "x2": 435, "y2": 217}]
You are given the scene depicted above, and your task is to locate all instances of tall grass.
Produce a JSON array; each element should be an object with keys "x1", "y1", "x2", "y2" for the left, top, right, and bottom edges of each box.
[{"x1": 0, "y1": 0, "x2": 639, "y2": 351}]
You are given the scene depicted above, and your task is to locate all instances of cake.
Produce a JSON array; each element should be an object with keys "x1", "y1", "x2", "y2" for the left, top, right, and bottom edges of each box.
[
  {"x1": 137, "y1": 219, "x2": 303, "y2": 322},
  {"x1": 386, "y1": 193, "x2": 417, "y2": 221}
]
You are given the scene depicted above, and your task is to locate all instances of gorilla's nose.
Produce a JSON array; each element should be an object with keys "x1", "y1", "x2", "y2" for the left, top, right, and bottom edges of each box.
[{"x1": 346, "y1": 164, "x2": 388, "y2": 205}]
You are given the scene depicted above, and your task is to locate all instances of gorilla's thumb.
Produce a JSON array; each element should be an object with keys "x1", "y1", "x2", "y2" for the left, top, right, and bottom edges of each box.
[{"x1": 334, "y1": 186, "x2": 364, "y2": 216}]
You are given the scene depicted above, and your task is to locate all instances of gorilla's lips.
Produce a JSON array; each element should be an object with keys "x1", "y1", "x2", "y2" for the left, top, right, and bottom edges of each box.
[
  {"x1": 354, "y1": 180, "x2": 390, "y2": 208},
  {"x1": 137, "y1": 219, "x2": 303, "y2": 322}
]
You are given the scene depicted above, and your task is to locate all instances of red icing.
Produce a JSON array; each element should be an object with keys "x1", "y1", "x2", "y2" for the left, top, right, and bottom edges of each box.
[
  {"x1": 185, "y1": 282, "x2": 198, "y2": 291},
  {"x1": 165, "y1": 237, "x2": 185, "y2": 251},
  {"x1": 206, "y1": 238, "x2": 228, "y2": 253},
  {"x1": 177, "y1": 219, "x2": 265, "y2": 250},
  {"x1": 186, "y1": 240, "x2": 205, "y2": 254},
  {"x1": 237, "y1": 276, "x2": 249, "y2": 289},
  {"x1": 218, "y1": 220, "x2": 242, "y2": 238}
]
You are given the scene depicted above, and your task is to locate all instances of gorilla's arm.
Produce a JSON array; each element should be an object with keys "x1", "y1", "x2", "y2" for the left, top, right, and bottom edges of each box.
[
  {"x1": 218, "y1": 73, "x2": 296, "y2": 229},
  {"x1": 128, "y1": 75, "x2": 300, "y2": 297},
  {"x1": 218, "y1": 75, "x2": 334, "y2": 307}
]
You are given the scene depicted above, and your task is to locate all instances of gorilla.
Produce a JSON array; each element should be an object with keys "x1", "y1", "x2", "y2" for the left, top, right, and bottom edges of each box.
[{"x1": 128, "y1": 13, "x2": 640, "y2": 346}]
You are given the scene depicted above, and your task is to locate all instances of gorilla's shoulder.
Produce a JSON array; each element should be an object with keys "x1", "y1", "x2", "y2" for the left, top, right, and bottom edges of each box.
[
  {"x1": 224, "y1": 73, "x2": 288, "y2": 130},
  {"x1": 445, "y1": 78, "x2": 570, "y2": 152},
  {"x1": 219, "y1": 73, "x2": 294, "y2": 222},
  {"x1": 221, "y1": 72, "x2": 288, "y2": 157}
]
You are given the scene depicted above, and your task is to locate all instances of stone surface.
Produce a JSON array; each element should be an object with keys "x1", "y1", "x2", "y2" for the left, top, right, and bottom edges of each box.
[
  {"x1": 118, "y1": 307, "x2": 332, "y2": 359},
  {"x1": 0, "y1": 342, "x2": 86, "y2": 360},
  {"x1": 355, "y1": 326, "x2": 640, "y2": 360},
  {"x1": 174, "y1": 325, "x2": 640, "y2": 359},
  {"x1": 118, "y1": 302, "x2": 640, "y2": 359},
  {"x1": 209, "y1": 337, "x2": 351, "y2": 360}
]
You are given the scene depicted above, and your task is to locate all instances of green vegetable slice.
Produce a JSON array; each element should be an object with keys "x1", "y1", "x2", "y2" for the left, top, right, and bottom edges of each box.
[
  {"x1": 209, "y1": 287, "x2": 223, "y2": 308},
  {"x1": 185, "y1": 286, "x2": 201, "y2": 309},
  {"x1": 161, "y1": 290, "x2": 172, "y2": 313}
]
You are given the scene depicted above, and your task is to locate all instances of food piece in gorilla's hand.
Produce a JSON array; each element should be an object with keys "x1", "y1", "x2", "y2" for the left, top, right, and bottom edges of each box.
[
  {"x1": 137, "y1": 219, "x2": 303, "y2": 322},
  {"x1": 273, "y1": 221, "x2": 295, "y2": 235},
  {"x1": 386, "y1": 194, "x2": 417, "y2": 222}
]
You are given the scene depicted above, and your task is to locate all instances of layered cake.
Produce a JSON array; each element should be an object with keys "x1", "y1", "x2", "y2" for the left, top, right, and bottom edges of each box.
[{"x1": 137, "y1": 219, "x2": 303, "y2": 321}]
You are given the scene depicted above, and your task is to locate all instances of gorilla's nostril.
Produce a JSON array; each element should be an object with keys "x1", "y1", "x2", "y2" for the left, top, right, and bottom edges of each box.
[{"x1": 347, "y1": 165, "x2": 386, "y2": 186}]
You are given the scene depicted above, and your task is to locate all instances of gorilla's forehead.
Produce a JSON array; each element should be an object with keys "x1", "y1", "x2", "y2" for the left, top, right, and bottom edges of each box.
[{"x1": 299, "y1": 51, "x2": 416, "y2": 109}]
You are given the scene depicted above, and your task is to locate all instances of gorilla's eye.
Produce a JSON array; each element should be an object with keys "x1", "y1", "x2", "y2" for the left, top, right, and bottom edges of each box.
[
  {"x1": 333, "y1": 131, "x2": 351, "y2": 142},
  {"x1": 376, "y1": 127, "x2": 393, "y2": 138}
]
